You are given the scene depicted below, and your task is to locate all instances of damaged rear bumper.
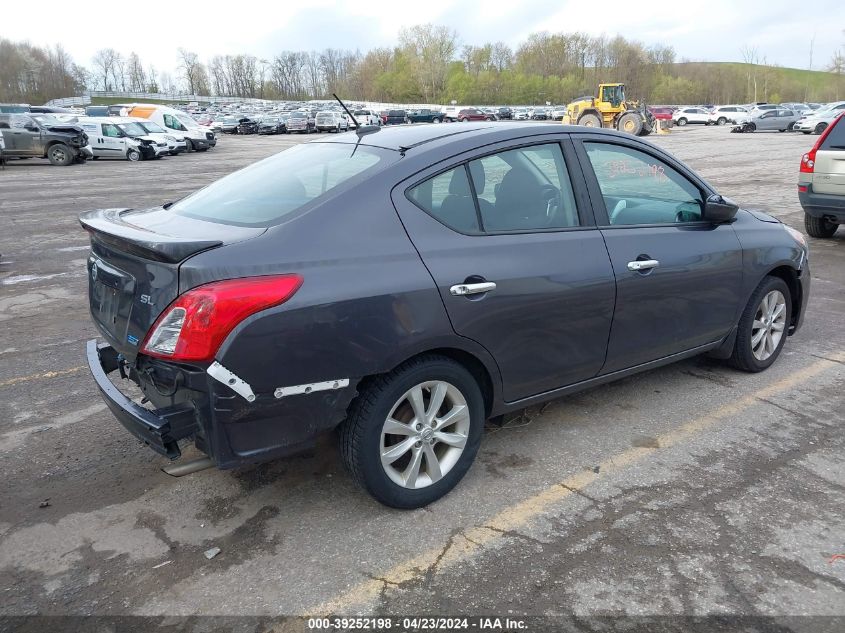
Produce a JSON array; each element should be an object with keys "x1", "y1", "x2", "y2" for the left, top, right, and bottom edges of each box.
[{"x1": 86, "y1": 340, "x2": 197, "y2": 459}]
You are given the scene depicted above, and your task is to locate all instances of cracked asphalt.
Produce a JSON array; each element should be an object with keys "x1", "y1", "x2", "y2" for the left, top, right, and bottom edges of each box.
[{"x1": 1, "y1": 125, "x2": 843, "y2": 629}]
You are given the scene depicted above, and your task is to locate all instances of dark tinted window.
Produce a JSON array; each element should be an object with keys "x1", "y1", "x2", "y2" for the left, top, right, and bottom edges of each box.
[
  {"x1": 469, "y1": 143, "x2": 579, "y2": 231},
  {"x1": 408, "y1": 166, "x2": 479, "y2": 233},
  {"x1": 584, "y1": 142, "x2": 703, "y2": 225},
  {"x1": 820, "y1": 116, "x2": 845, "y2": 150}
]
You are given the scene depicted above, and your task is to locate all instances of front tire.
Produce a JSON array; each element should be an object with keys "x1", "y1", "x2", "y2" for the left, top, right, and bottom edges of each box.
[
  {"x1": 185, "y1": 139, "x2": 194, "y2": 152},
  {"x1": 729, "y1": 276, "x2": 791, "y2": 372},
  {"x1": 717, "y1": 117, "x2": 727, "y2": 125},
  {"x1": 126, "y1": 148, "x2": 141, "y2": 162},
  {"x1": 339, "y1": 355, "x2": 485, "y2": 509},
  {"x1": 676, "y1": 117, "x2": 687, "y2": 126},
  {"x1": 47, "y1": 144, "x2": 73, "y2": 166},
  {"x1": 815, "y1": 122, "x2": 828, "y2": 135},
  {"x1": 805, "y1": 213, "x2": 838, "y2": 238}
]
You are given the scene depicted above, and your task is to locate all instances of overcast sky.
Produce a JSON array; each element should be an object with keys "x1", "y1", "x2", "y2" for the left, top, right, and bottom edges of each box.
[{"x1": 4, "y1": 0, "x2": 843, "y2": 75}]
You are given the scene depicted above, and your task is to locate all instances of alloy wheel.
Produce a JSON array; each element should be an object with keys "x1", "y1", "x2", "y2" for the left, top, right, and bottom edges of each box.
[
  {"x1": 380, "y1": 381, "x2": 470, "y2": 490},
  {"x1": 751, "y1": 290, "x2": 786, "y2": 361}
]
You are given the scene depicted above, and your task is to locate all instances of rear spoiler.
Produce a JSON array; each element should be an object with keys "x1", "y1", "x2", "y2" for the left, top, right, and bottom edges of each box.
[{"x1": 80, "y1": 208, "x2": 222, "y2": 264}]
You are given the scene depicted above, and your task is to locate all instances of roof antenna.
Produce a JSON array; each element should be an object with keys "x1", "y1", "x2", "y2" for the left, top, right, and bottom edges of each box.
[{"x1": 333, "y1": 93, "x2": 380, "y2": 137}]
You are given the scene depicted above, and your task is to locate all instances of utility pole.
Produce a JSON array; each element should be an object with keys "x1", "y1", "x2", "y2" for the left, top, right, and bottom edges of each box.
[{"x1": 806, "y1": 33, "x2": 815, "y2": 102}]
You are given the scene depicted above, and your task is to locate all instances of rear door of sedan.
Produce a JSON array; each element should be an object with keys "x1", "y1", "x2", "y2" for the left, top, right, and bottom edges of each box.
[
  {"x1": 572, "y1": 134, "x2": 744, "y2": 374},
  {"x1": 391, "y1": 136, "x2": 616, "y2": 403}
]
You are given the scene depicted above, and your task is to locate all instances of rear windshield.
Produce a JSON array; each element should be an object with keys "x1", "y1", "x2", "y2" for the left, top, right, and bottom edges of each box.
[
  {"x1": 170, "y1": 143, "x2": 392, "y2": 227},
  {"x1": 820, "y1": 115, "x2": 845, "y2": 151}
]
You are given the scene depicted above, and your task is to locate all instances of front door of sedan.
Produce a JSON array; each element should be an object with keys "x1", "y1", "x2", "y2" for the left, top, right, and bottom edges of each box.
[
  {"x1": 392, "y1": 139, "x2": 616, "y2": 402},
  {"x1": 573, "y1": 136, "x2": 744, "y2": 374},
  {"x1": 755, "y1": 110, "x2": 783, "y2": 131}
]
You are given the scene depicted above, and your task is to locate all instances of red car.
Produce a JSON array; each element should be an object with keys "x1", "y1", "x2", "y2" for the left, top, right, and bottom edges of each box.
[
  {"x1": 648, "y1": 107, "x2": 674, "y2": 121},
  {"x1": 456, "y1": 108, "x2": 492, "y2": 122}
]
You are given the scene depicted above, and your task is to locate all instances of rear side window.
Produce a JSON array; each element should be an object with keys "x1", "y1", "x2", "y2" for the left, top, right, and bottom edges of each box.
[
  {"x1": 407, "y1": 143, "x2": 580, "y2": 233},
  {"x1": 408, "y1": 167, "x2": 480, "y2": 233},
  {"x1": 469, "y1": 143, "x2": 579, "y2": 231},
  {"x1": 171, "y1": 143, "x2": 391, "y2": 227},
  {"x1": 820, "y1": 116, "x2": 845, "y2": 150}
]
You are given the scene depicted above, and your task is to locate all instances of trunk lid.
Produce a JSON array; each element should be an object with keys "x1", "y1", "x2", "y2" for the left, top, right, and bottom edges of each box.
[{"x1": 81, "y1": 207, "x2": 265, "y2": 359}]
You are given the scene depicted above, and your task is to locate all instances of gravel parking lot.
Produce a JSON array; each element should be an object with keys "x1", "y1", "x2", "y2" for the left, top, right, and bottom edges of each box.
[{"x1": 1, "y1": 125, "x2": 843, "y2": 628}]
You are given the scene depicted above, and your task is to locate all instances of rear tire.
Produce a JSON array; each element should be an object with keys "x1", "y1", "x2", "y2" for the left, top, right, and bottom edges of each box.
[
  {"x1": 432, "y1": 118, "x2": 441, "y2": 123},
  {"x1": 728, "y1": 276, "x2": 791, "y2": 372},
  {"x1": 717, "y1": 117, "x2": 727, "y2": 125},
  {"x1": 47, "y1": 144, "x2": 73, "y2": 166},
  {"x1": 339, "y1": 355, "x2": 485, "y2": 509},
  {"x1": 805, "y1": 213, "x2": 838, "y2": 238}
]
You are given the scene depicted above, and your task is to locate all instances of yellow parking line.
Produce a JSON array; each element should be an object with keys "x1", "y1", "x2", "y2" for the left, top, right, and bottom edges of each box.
[
  {"x1": 312, "y1": 351, "x2": 845, "y2": 615},
  {"x1": 0, "y1": 366, "x2": 86, "y2": 388}
]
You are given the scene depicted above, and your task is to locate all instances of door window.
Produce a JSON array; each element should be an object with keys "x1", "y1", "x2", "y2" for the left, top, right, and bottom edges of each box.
[
  {"x1": 163, "y1": 114, "x2": 187, "y2": 131},
  {"x1": 584, "y1": 142, "x2": 704, "y2": 225},
  {"x1": 468, "y1": 143, "x2": 579, "y2": 231},
  {"x1": 408, "y1": 166, "x2": 480, "y2": 233},
  {"x1": 102, "y1": 124, "x2": 123, "y2": 138}
]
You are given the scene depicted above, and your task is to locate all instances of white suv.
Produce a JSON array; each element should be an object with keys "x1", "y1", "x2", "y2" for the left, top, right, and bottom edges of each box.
[
  {"x1": 708, "y1": 106, "x2": 749, "y2": 126},
  {"x1": 672, "y1": 107, "x2": 711, "y2": 126}
]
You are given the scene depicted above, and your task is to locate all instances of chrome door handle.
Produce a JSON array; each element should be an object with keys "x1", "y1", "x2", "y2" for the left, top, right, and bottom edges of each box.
[
  {"x1": 450, "y1": 282, "x2": 497, "y2": 296},
  {"x1": 627, "y1": 259, "x2": 659, "y2": 272}
]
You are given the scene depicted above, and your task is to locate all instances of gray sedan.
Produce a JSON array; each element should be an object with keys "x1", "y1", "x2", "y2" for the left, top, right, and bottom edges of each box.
[{"x1": 82, "y1": 123, "x2": 811, "y2": 508}]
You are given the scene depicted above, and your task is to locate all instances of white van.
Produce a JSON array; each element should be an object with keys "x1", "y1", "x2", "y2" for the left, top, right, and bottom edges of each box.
[
  {"x1": 75, "y1": 116, "x2": 168, "y2": 161},
  {"x1": 122, "y1": 104, "x2": 216, "y2": 151},
  {"x1": 115, "y1": 117, "x2": 186, "y2": 155}
]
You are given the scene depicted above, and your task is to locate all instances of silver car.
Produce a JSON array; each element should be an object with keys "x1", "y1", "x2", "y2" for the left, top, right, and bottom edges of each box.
[{"x1": 747, "y1": 108, "x2": 801, "y2": 132}]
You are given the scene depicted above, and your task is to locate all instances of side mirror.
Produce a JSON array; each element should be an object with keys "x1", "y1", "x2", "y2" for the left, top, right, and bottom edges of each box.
[
  {"x1": 25, "y1": 124, "x2": 39, "y2": 132},
  {"x1": 704, "y1": 194, "x2": 738, "y2": 222}
]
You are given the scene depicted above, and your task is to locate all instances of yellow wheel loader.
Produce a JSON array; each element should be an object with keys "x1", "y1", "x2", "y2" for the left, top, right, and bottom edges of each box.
[{"x1": 566, "y1": 83, "x2": 656, "y2": 136}]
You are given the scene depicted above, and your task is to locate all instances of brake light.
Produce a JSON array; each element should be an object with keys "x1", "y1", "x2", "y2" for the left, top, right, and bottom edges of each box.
[
  {"x1": 800, "y1": 113, "x2": 842, "y2": 174},
  {"x1": 141, "y1": 275, "x2": 303, "y2": 362}
]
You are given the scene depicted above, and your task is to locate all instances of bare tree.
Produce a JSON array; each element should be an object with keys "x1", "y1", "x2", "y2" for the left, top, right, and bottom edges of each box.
[
  {"x1": 740, "y1": 45, "x2": 759, "y2": 102},
  {"x1": 178, "y1": 48, "x2": 208, "y2": 94},
  {"x1": 399, "y1": 24, "x2": 459, "y2": 102},
  {"x1": 91, "y1": 48, "x2": 118, "y2": 90}
]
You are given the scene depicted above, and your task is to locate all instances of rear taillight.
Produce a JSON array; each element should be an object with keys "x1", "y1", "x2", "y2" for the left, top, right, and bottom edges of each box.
[
  {"x1": 798, "y1": 184, "x2": 808, "y2": 193},
  {"x1": 141, "y1": 275, "x2": 303, "y2": 362},
  {"x1": 800, "y1": 113, "x2": 842, "y2": 174}
]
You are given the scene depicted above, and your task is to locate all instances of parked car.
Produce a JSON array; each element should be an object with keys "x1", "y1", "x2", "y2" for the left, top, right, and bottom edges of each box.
[
  {"x1": 76, "y1": 116, "x2": 165, "y2": 161},
  {"x1": 122, "y1": 104, "x2": 216, "y2": 151},
  {"x1": 286, "y1": 111, "x2": 316, "y2": 134},
  {"x1": 672, "y1": 107, "x2": 711, "y2": 126},
  {"x1": 794, "y1": 102, "x2": 845, "y2": 134},
  {"x1": 745, "y1": 108, "x2": 801, "y2": 132},
  {"x1": 133, "y1": 120, "x2": 188, "y2": 155},
  {"x1": 530, "y1": 108, "x2": 548, "y2": 121},
  {"x1": 315, "y1": 111, "x2": 350, "y2": 133},
  {"x1": 216, "y1": 116, "x2": 241, "y2": 134},
  {"x1": 0, "y1": 113, "x2": 92, "y2": 165},
  {"x1": 512, "y1": 108, "x2": 530, "y2": 120},
  {"x1": 707, "y1": 106, "x2": 748, "y2": 126},
  {"x1": 457, "y1": 108, "x2": 490, "y2": 122},
  {"x1": 441, "y1": 106, "x2": 461, "y2": 122},
  {"x1": 798, "y1": 112, "x2": 845, "y2": 238},
  {"x1": 385, "y1": 109, "x2": 409, "y2": 125},
  {"x1": 378, "y1": 110, "x2": 390, "y2": 124},
  {"x1": 83, "y1": 123, "x2": 809, "y2": 508},
  {"x1": 407, "y1": 109, "x2": 443, "y2": 123},
  {"x1": 237, "y1": 118, "x2": 260, "y2": 135},
  {"x1": 258, "y1": 116, "x2": 286, "y2": 135},
  {"x1": 496, "y1": 107, "x2": 513, "y2": 120},
  {"x1": 350, "y1": 109, "x2": 381, "y2": 127},
  {"x1": 550, "y1": 107, "x2": 568, "y2": 121},
  {"x1": 113, "y1": 118, "x2": 182, "y2": 156}
]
